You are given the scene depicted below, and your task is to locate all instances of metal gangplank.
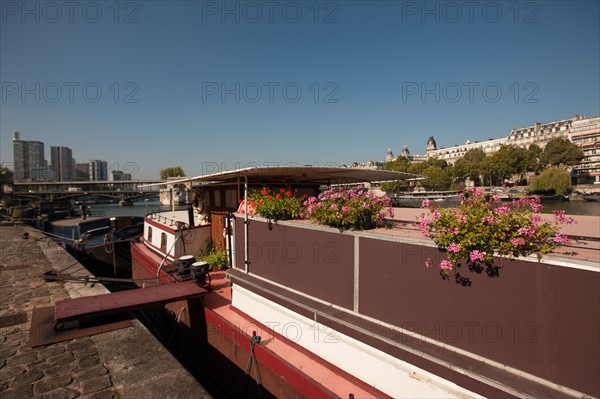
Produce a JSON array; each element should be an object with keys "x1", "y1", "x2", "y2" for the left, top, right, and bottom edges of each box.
[{"x1": 53, "y1": 281, "x2": 206, "y2": 330}]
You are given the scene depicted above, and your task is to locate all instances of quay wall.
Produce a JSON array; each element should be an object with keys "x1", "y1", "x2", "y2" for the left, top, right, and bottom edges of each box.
[{"x1": 0, "y1": 224, "x2": 211, "y2": 399}]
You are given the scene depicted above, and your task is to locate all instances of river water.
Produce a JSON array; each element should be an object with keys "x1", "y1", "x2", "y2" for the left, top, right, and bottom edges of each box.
[{"x1": 90, "y1": 199, "x2": 600, "y2": 218}]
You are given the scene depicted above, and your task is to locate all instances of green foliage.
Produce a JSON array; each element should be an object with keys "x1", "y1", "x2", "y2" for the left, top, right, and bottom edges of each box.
[
  {"x1": 453, "y1": 148, "x2": 486, "y2": 182},
  {"x1": 419, "y1": 166, "x2": 453, "y2": 191},
  {"x1": 197, "y1": 242, "x2": 229, "y2": 270},
  {"x1": 407, "y1": 158, "x2": 453, "y2": 191},
  {"x1": 248, "y1": 188, "x2": 304, "y2": 221},
  {"x1": 486, "y1": 145, "x2": 528, "y2": 182},
  {"x1": 384, "y1": 156, "x2": 411, "y2": 172},
  {"x1": 524, "y1": 144, "x2": 543, "y2": 173},
  {"x1": 382, "y1": 156, "x2": 412, "y2": 193},
  {"x1": 0, "y1": 166, "x2": 13, "y2": 193},
  {"x1": 540, "y1": 138, "x2": 584, "y2": 167},
  {"x1": 380, "y1": 180, "x2": 408, "y2": 193},
  {"x1": 529, "y1": 167, "x2": 572, "y2": 195},
  {"x1": 160, "y1": 166, "x2": 186, "y2": 180}
]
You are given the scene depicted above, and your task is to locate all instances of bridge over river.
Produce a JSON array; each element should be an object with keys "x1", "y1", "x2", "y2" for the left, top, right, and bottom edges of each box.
[{"x1": 11, "y1": 180, "x2": 163, "y2": 202}]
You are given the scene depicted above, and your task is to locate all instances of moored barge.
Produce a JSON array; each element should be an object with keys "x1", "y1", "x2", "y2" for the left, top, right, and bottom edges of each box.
[{"x1": 131, "y1": 166, "x2": 599, "y2": 399}]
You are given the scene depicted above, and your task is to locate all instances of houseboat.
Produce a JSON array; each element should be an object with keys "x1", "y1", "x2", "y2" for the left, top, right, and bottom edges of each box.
[
  {"x1": 33, "y1": 208, "x2": 143, "y2": 275},
  {"x1": 583, "y1": 192, "x2": 600, "y2": 202},
  {"x1": 391, "y1": 190, "x2": 462, "y2": 208},
  {"x1": 131, "y1": 166, "x2": 599, "y2": 399}
]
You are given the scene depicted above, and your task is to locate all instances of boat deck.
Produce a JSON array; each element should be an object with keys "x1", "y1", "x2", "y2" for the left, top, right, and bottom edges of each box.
[
  {"x1": 203, "y1": 271, "x2": 391, "y2": 399},
  {"x1": 146, "y1": 209, "x2": 208, "y2": 228},
  {"x1": 50, "y1": 216, "x2": 106, "y2": 227}
]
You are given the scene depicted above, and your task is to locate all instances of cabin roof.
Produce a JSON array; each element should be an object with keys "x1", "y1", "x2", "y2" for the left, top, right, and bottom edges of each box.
[{"x1": 151, "y1": 166, "x2": 424, "y2": 187}]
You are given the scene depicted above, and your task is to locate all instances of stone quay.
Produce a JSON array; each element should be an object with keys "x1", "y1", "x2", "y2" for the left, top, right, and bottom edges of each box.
[{"x1": 0, "y1": 223, "x2": 213, "y2": 399}]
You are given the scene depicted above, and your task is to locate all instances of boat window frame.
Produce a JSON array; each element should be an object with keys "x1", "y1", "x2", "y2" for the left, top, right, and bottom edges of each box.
[
  {"x1": 160, "y1": 232, "x2": 167, "y2": 252},
  {"x1": 147, "y1": 226, "x2": 153, "y2": 243}
]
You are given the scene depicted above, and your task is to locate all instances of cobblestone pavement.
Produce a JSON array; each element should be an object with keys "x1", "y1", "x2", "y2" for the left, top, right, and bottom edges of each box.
[
  {"x1": 1, "y1": 224, "x2": 212, "y2": 399},
  {"x1": 0, "y1": 225, "x2": 120, "y2": 399}
]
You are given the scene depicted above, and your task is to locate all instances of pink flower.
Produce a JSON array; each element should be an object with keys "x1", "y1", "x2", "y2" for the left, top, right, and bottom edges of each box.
[
  {"x1": 482, "y1": 215, "x2": 495, "y2": 224},
  {"x1": 448, "y1": 243, "x2": 461, "y2": 253},
  {"x1": 425, "y1": 258, "x2": 433, "y2": 268},
  {"x1": 432, "y1": 210, "x2": 441, "y2": 220},
  {"x1": 421, "y1": 199, "x2": 432, "y2": 208},
  {"x1": 440, "y1": 260, "x2": 453, "y2": 270},
  {"x1": 530, "y1": 214, "x2": 542, "y2": 224},
  {"x1": 552, "y1": 234, "x2": 571, "y2": 245},
  {"x1": 530, "y1": 203, "x2": 543, "y2": 212},
  {"x1": 553, "y1": 210, "x2": 576, "y2": 225},
  {"x1": 470, "y1": 250, "x2": 485, "y2": 262},
  {"x1": 510, "y1": 237, "x2": 526, "y2": 246},
  {"x1": 466, "y1": 187, "x2": 483, "y2": 196},
  {"x1": 341, "y1": 206, "x2": 350, "y2": 212},
  {"x1": 518, "y1": 226, "x2": 537, "y2": 237},
  {"x1": 496, "y1": 206, "x2": 510, "y2": 215},
  {"x1": 419, "y1": 215, "x2": 432, "y2": 236}
]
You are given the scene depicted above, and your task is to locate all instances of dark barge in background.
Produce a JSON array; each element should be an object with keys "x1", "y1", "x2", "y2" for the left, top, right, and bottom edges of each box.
[{"x1": 25, "y1": 201, "x2": 143, "y2": 275}]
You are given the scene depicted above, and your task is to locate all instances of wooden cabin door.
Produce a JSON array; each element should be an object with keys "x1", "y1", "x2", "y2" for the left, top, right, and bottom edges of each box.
[{"x1": 210, "y1": 211, "x2": 229, "y2": 250}]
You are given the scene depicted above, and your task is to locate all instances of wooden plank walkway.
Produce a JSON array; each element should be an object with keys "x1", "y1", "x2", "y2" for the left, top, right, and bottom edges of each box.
[{"x1": 54, "y1": 281, "x2": 206, "y2": 326}]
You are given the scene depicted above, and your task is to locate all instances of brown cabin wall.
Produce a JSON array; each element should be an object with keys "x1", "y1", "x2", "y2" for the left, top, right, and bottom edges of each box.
[
  {"x1": 233, "y1": 215, "x2": 600, "y2": 397},
  {"x1": 234, "y1": 217, "x2": 355, "y2": 309}
]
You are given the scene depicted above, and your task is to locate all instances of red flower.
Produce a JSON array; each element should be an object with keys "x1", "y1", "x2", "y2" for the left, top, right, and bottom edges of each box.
[
  {"x1": 302, "y1": 193, "x2": 308, "y2": 199},
  {"x1": 262, "y1": 188, "x2": 269, "y2": 196},
  {"x1": 276, "y1": 193, "x2": 282, "y2": 199},
  {"x1": 279, "y1": 188, "x2": 285, "y2": 193},
  {"x1": 267, "y1": 196, "x2": 272, "y2": 201},
  {"x1": 285, "y1": 191, "x2": 292, "y2": 197},
  {"x1": 258, "y1": 201, "x2": 264, "y2": 206}
]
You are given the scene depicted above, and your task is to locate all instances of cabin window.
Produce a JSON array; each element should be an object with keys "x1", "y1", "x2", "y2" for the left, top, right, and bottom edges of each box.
[
  {"x1": 225, "y1": 189, "x2": 237, "y2": 209},
  {"x1": 147, "y1": 226, "x2": 153, "y2": 243},
  {"x1": 214, "y1": 190, "x2": 221, "y2": 208},
  {"x1": 160, "y1": 232, "x2": 167, "y2": 252}
]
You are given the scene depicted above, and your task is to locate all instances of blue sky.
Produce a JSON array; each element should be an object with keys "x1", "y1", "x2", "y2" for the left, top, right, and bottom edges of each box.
[{"x1": 1, "y1": 0, "x2": 599, "y2": 180}]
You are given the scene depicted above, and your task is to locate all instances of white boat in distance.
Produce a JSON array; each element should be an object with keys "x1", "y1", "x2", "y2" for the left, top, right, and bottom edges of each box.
[{"x1": 391, "y1": 191, "x2": 462, "y2": 207}]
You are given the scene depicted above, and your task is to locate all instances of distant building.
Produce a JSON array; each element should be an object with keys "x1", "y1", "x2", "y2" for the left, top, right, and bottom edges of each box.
[
  {"x1": 110, "y1": 170, "x2": 132, "y2": 181},
  {"x1": 12, "y1": 132, "x2": 49, "y2": 181},
  {"x1": 75, "y1": 163, "x2": 89, "y2": 180},
  {"x1": 386, "y1": 148, "x2": 394, "y2": 162},
  {"x1": 506, "y1": 117, "x2": 571, "y2": 149},
  {"x1": 424, "y1": 136, "x2": 506, "y2": 164},
  {"x1": 50, "y1": 146, "x2": 75, "y2": 181},
  {"x1": 386, "y1": 115, "x2": 599, "y2": 185},
  {"x1": 89, "y1": 160, "x2": 108, "y2": 181},
  {"x1": 570, "y1": 115, "x2": 600, "y2": 185},
  {"x1": 350, "y1": 160, "x2": 384, "y2": 170}
]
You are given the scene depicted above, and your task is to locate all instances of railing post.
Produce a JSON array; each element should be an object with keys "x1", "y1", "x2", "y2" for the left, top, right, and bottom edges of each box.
[{"x1": 353, "y1": 235, "x2": 359, "y2": 313}]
